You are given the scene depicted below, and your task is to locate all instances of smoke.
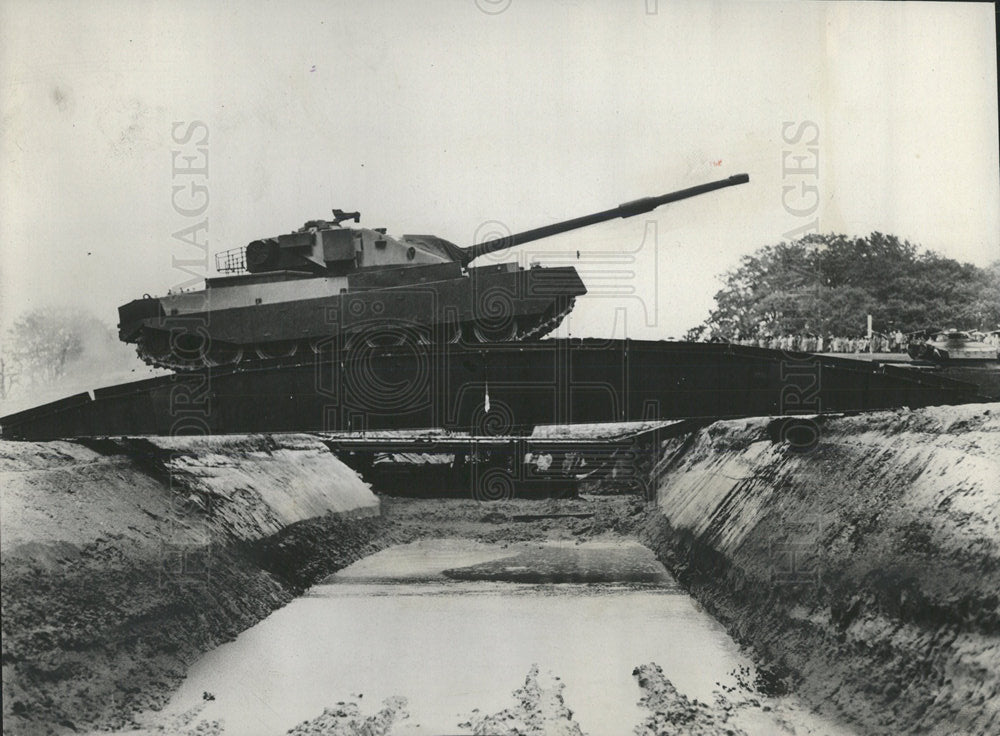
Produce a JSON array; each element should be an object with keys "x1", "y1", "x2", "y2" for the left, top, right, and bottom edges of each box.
[{"x1": 0, "y1": 306, "x2": 164, "y2": 415}]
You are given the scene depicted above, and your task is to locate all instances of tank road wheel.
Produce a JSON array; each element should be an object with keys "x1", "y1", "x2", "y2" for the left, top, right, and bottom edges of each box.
[
  {"x1": 205, "y1": 343, "x2": 244, "y2": 367},
  {"x1": 412, "y1": 326, "x2": 432, "y2": 345},
  {"x1": 359, "y1": 326, "x2": 428, "y2": 348},
  {"x1": 444, "y1": 322, "x2": 462, "y2": 344},
  {"x1": 254, "y1": 341, "x2": 299, "y2": 360},
  {"x1": 471, "y1": 319, "x2": 519, "y2": 343},
  {"x1": 304, "y1": 336, "x2": 341, "y2": 361},
  {"x1": 347, "y1": 325, "x2": 401, "y2": 349}
]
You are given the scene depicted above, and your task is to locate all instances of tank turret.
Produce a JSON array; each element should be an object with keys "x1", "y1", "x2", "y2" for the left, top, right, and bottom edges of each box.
[{"x1": 118, "y1": 173, "x2": 749, "y2": 370}]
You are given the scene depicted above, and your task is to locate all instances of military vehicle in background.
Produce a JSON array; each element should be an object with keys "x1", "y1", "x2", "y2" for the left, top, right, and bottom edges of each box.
[
  {"x1": 118, "y1": 174, "x2": 750, "y2": 370},
  {"x1": 906, "y1": 329, "x2": 999, "y2": 364}
]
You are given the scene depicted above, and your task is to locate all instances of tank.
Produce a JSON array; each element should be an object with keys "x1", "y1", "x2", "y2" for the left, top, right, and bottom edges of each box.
[
  {"x1": 907, "y1": 328, "x2": 999, "y2": 364},
  {"x1": 118, "y1": 174, "x2": 750, "y2": 370}
]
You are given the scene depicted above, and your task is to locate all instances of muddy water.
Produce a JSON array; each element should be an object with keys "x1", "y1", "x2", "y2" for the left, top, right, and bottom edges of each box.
[{"x1": 160, "y1": 539, "x2": 853, "y2": 735}]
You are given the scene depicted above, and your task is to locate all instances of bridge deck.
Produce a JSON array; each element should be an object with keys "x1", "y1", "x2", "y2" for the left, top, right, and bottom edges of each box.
[{"x1": 0, "y1": 339, "x2": 987, "y2": 441}]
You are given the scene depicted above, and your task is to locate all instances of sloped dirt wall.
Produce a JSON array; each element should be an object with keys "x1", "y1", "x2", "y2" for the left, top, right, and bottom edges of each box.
[
  {"x1": 1, "y1": 435, "x2": 382, "y2": 735},
  {"x1": 640, "y1": 404, "x2": 1000, "y2": 736}
]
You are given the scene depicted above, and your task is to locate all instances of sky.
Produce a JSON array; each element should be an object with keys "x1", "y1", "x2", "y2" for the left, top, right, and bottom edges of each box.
[{"x1": 2, "y1": 0, "x2": 998, "y2": 343}]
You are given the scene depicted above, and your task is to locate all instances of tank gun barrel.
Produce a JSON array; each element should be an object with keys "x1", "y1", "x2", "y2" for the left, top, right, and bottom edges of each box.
[{"x1": 459, "y1": 173, "x2": 749, "y2": 265}]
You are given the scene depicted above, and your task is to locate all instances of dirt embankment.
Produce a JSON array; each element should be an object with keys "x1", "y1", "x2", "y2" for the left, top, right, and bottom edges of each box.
[
  {"x1": 0, "y1": 435, "x2": 384, "y2": 736},
  {"x1": 639, "y1": 403, "x2": 1000, "y2": 736}
]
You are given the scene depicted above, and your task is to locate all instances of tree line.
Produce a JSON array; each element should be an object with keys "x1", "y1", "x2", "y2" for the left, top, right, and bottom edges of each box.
[{"x1": 687, "y1": 232, "x2": 1000, "y2": 342}]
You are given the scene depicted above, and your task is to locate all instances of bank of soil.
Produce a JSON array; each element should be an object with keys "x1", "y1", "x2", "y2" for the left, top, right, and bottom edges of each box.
[
  {"x1": 1, "y1": 435, "x2": 383, "y2": 736},
  {"x1": 639, "y1": 403, "x2": 999, "y2": 736}
]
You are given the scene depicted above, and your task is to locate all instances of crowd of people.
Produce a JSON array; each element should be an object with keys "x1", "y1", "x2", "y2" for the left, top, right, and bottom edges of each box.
[
  {"x1": 731, "y1": 329, "x2": 1000, "y2": 354},
  {"x1": 733, "y1": 333, "x2": 907, "y2": 353}
]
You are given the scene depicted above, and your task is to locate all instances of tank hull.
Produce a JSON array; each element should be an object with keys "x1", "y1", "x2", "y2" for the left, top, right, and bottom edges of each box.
[
  {"x1": 119, "y1": 263, "x2": 587, "y2": 369},
  {"x1": 907, "y1": 333, "x2": 998, "y2": 364}
]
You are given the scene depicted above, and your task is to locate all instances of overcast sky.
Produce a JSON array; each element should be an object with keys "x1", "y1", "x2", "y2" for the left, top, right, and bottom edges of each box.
[{"x1": 2, "y1": 0, "x2": 998, "y2": 341}]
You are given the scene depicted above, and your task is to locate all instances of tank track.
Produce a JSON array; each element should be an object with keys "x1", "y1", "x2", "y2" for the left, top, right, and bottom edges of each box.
[
  {"x1": 514, "y1": 297, "x2": 575, "y2": 340},
  {"x1": 134, "y1": 298, "x2": 577, "y2": 373}
]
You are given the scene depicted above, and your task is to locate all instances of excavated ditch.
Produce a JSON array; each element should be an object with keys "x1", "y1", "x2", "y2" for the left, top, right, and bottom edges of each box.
[
  {"x1": 114, "y1": 538, "x2": 856, "y2": 736},
  {"x1": 2, "y1": 402, "x2": 997, "y2": 735}
]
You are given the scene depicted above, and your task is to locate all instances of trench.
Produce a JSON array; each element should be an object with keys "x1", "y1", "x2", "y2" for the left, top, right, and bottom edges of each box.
[{"x1": 145, "y1": 536, "x2": 854, "y2": 736}]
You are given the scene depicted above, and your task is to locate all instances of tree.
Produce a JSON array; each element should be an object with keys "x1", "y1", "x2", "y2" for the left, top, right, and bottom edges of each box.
[
  {"x1": 7, "y1": 308, "x2": 87, "y2": 385},
  {"x1": 696, "y1": 233, "x2": 1000, "y2": 341},
  {"x1": 1, "y1": 307, "x2": 140, "y2": 401}
]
